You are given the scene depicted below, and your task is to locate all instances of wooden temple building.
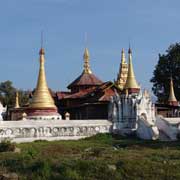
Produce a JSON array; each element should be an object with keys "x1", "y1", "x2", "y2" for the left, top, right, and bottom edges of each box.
[{"x1": 54, "y1": 48, "x2": 119, "y2": 119}]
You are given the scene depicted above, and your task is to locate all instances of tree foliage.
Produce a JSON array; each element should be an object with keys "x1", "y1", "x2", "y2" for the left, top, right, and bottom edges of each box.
[
  {"x1": 151, "y1": 43, "x2": 180, "y2": 102},
  {"x1": 0, "y1": 81, "x2": 29, "y2": 108}
]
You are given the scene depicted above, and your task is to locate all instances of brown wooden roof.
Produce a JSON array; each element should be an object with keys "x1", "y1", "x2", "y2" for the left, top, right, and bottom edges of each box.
[
  {"x1": 67, "y1": 72, "x2": 103, "y2": 89},
  {"x1": 57, "y1": 81, "x2": 117, "y2": 102}
]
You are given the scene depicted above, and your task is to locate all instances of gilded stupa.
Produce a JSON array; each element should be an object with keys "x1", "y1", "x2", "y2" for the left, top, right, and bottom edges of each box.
[
  {"x1": 15, "y1": 91, "x2": 20, "y2": 108},
  {"x1": 168, "y1": 78, "x2": 178, "y2": 106},
  {"x1": 115, "y1": 48, "x2": 128, "y2": 90},
  {"x1": 124, "y1": 48, "x2": 140, "y2": 94},
  {"x1": 27, "y1": 47, "x2": 61, "y2": 119}
]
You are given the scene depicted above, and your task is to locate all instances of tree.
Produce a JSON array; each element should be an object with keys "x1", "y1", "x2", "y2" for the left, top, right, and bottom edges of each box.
[
  {"x1": 0, "y1": 81, "x2": 16, "y2": 107},
  {"x1": 0, "y1": 81, "x2": 29, "y2": 108},
  {"x1": 151, "y1": 43, "x2": 180, "y2": 102}
]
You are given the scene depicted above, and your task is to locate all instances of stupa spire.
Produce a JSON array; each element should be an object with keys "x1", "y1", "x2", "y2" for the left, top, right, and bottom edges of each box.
[
  {"x1": 15, "y1": 91, "x2": 20, "y2": 108},
  {"x1": 168, "y1": 78, "x2": 178, "y2": 106},
  {"x1": 83, "y1": 48, "x2": 92, "y2": 74},
  {"x1": 121, "y1": 48, "x2": 126, "y2": 64},
  {"x1": 115, "y1": 48, "x2": 128, "y2": 90},
  {"x1": 29, "y1": 47, "x2": 56, "y2": 108},
  {"x1": 124, "y1": 47, "x2": 140, "y2": 94}
]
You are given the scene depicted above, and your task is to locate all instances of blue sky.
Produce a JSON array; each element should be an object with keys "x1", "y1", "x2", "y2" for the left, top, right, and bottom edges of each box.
[{"x1": 0, "y1": 0, "x2": 180, "y2": 92}]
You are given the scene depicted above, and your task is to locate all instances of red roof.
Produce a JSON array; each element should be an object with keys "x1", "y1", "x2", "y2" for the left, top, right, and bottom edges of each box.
[
  {"x1": 56, "y1": 91, "x2": 72, "y2": 99},
  {"x1": 61, "y1": 88, "x2": 95, "y2": 99},
  {"x1": 57, "y1": 81, "x2": 117, "y2": 102},
  {"x1": 67, "y1": 72, "x2": 103, "y2": 89}
]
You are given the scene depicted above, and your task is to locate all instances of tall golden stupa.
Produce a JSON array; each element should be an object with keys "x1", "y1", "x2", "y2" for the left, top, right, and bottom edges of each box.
[
  {"x1": 124, "y1": 48, "x2": 140, "y2": 94},
  {"x1": 27, "y1": 47, "x2": 61, "y2": 119}
]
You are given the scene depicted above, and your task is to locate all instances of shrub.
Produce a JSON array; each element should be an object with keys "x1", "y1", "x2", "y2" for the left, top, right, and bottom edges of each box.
[
  {"x1": 31, "y1": 160, "x2": 51, "y2": 179},
  {"x1": 0, "y1": 139, "x2": 16, "y2": 152}
]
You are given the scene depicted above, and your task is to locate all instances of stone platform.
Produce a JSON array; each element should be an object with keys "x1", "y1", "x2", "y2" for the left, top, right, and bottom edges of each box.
[{"x1": 0, "y1": 120, "x2": 112, "y2": 143}]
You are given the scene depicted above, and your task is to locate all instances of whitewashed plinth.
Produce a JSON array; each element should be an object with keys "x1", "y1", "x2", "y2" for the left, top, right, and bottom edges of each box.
[{"x1": 0, "y1": 120, "x2": 112, "y2": 143}]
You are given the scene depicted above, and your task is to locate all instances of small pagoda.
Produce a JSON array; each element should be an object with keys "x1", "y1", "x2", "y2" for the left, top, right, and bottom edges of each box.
[{"x1": 168, "y1": 78, "x2": 178, "y2": 106}]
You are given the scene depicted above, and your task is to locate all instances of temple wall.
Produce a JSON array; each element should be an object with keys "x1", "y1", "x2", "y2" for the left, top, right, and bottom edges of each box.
[{"x1": 0, "y1": 120, "x2": 112, "y2": 143}]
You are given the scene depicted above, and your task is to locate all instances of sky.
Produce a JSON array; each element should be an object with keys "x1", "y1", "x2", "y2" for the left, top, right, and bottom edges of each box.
[{"x1": 0, "y1": 0, "x2": 180, "y2": 93}]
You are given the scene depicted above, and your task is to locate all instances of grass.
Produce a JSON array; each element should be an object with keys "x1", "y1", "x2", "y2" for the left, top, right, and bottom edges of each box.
[{"x1": 0, "y1": 134, "x2": 180, "y2": 179}]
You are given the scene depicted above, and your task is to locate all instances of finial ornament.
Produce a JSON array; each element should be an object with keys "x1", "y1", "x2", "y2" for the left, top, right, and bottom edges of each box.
[
  {"x1": 41, "y1": 30, "x2": 43, "y2": 49},
  {"x1": 83, "y1": 48, "x2": 92, "y2": 74},
  {"x1": 39, "y1": 31, "x2": 45, "y2": 55},
  {"x1": 121, "y1": 48, "x2": 126, "y2": 64},
  {"x1": 128, "y1": 44, "x2": 132, "y2": 54}
]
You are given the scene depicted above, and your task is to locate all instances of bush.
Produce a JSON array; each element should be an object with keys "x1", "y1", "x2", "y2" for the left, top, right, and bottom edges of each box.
[{"x1": 0, "y1": 139, "x2": 16, "y2": 152}]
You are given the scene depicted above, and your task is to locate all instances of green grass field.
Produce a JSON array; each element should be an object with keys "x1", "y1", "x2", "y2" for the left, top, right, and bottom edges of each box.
[{"x1": 0, "y1": 134, "x2": 180, "y2": 179}]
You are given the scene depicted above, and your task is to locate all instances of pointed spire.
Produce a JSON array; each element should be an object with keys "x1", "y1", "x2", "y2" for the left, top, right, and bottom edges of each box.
[
  {"x1": 15, "y1": 91, "x2": 20, "y2": 108},
  {"x1": 124, "y1": 48, "x2": 140, "y2": 94},
  {"x1": 121, "y1": 48, "x2": 126, "y2": 64},
  {"x1": 29, "y1": 47, "x2": 56, "y2": 108},
  {"x1": 83, "y1": 48, "x2": 92, "y2": 74},
  {"x1": 116, "y1": 48, "x2": 128, "y2": 90},
  {"x1": 168, "y1": 78, "x2": 178, "y2": 106}
]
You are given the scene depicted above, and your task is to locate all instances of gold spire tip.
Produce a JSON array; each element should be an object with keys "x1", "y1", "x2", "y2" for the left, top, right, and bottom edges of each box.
[
  {"x1": 83, "y1": 47, "x2": 92, "y2": 74},
  {"x1": 39, "y1": 48, "x2": 45, "y2": 55}
]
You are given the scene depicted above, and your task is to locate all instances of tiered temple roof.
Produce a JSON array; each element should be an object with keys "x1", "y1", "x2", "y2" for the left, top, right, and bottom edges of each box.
[{"x1": 67, "y1": 48, "x2": 103, "y2": 93}]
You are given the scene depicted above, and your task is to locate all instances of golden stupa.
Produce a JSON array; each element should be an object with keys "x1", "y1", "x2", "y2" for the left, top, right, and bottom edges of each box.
[
  {"x1": 29, "y1": 48, "x2": 56, "y2": 109},
  {"x1": 15, "y1": 91, "x2": 20, "y2": 108},
  {"x1": 124, "y1": 48, "x2": 140, "y2": 93},
  {"x1": 168, "y1": 78, "x2": 178, "y2": 106}
]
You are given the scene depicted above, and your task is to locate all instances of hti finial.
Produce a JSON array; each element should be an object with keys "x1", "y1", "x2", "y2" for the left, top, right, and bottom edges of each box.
[
  {"x1": 41, "y1": 30, "x2": 43, "y2": 49},
  {"x1": 39, "y1": 31, "x2": 45, "y2": 55},
  {"x1": 84, "y1": 32, "x2": 88, "y2": 48},
  {"x1": 128, "y1": 43, "x2": 132, "y2": 54},
  {"x1": 121, "y1": 48, "x2": 126, "y2": 64}
]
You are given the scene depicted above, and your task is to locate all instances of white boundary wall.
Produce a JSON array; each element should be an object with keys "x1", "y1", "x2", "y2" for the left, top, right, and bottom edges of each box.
[{"x1": 0, "y1": 120, "x2": 112, "y2": 143}]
